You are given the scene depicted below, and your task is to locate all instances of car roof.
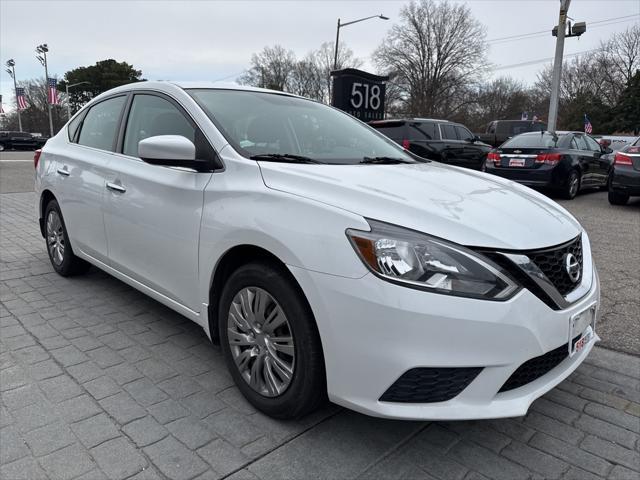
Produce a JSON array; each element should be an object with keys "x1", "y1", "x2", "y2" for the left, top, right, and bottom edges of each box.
[{"x1": 372, "y1": 118, "x2": 451, "y2": 123}]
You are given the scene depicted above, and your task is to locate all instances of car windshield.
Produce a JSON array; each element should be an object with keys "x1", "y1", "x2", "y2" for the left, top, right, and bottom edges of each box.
[
  {"x1": 187, "y1": 89, "x2": 415, "y2": 165},
  {"x1": 502, "y1": 132, "x2": 563, "y2": 149}
]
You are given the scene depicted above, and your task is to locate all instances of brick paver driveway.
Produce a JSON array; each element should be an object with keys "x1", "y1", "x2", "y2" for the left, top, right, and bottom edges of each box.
[{"x1": 1, "y1": 191, "x2": 639, "y2": 480}]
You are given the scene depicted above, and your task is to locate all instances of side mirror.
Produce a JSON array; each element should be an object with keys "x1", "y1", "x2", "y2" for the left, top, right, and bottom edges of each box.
[
  {"x1": 139, "y1": 135, "x2": 196, "y2": 163},
  {"x1": 604, "y1": 147, "x2": 613, "y2": 154},
  {"x1": 473, "y1": 135, "x2": 481, "y2": 142}
]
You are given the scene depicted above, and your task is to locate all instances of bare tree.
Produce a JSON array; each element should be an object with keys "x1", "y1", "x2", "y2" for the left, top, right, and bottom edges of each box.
[
  {"x1": 373, "y1": 0, "x2": 488, "y2": 118},
  {"x1": 239, "y1": 45, "x2": 297, "y2": 91},
  {"x1": 289, "y1": 54, "x2": 324, "y2": 100},
  {"x1": 468, "y1": 77, "x2": 530, "y2": 129},
  {"x1": 314, "y1": 42, "x2": 362, "y2": 103}
]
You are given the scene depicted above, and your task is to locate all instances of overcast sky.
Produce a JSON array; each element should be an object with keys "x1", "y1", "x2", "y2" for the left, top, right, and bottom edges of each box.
[{"x1": 1, "y1": 0, "x2": 639, "y2": 111}]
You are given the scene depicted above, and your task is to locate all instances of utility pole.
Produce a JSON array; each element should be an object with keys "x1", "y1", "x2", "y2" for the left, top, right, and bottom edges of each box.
[
  {"x1": 36, "y1": 44, "x2": 54, "y2": 137},
  {"x1": 547, "y1": 0, "x2": 570, "y2": 132},
  {"x1": 5, "y1": 60, "x2": 22, "y2": 132}
]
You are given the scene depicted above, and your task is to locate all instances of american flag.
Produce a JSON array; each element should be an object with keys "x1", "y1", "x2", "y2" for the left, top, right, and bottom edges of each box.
[
  {"x1": 584, "y1": 114, "x2": 593, "y2": 134},
  {"x1": 47, "y1": 77, "x2": 59, "y2": 105},
  {"x1": 16, "y1": 87, "x2": 28, "y2": 110}
]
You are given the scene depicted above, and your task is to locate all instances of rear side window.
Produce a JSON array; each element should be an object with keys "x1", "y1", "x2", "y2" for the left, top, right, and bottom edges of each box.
[
  {"x1": 409, "y1": 122, "x2": 438, "y2": 141},
  {"x1": 123, "y1": 94, "x2": 195, "y2": 157},
  {"x1": 455, "y1": 125, "x2": 473, "y2": 141},
  {"x1": 440, "y1": 124, "x2": 457, "y2": 140},
  {"x1": 67, "y1": 113, "x2": 84, "y2": 142},
  {"x1": 574, "y1": 135, "x2": 589, "y2": 150},
  {"x1": 370, "y1": 123, "x2": 405, "y2": 141},
  {"x1": 77, "y1": 96, "x2": 126, "y2": 151}
]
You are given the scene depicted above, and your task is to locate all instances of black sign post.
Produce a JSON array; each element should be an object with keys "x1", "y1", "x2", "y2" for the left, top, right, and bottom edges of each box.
[{"x1": 331, "y1": 68, "x2": 389, "y2": 122}]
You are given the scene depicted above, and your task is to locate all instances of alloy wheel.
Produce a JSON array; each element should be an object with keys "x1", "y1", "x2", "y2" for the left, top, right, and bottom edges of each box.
[
  {"x1": 227, "y1": 287, "x2": 295, "y2": 397},
  {"x1": 569, "y1": 173, "x2": 579, "y2": 197},
  {"x1": 46, "y1": 210, "x2": 65, "y2": 265}
]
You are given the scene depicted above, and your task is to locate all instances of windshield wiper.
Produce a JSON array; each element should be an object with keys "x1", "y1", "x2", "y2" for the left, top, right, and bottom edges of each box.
[
  {"x1": 249, "y1": 153, "x2": 326, "y2": 164},
  {"x1": 360, "y1": 156, "x2": 414, "y2": 164}
]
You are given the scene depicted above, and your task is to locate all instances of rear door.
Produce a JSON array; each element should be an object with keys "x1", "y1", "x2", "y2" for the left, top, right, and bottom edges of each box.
[
  {"x1": 585, "y1": 134, "x2": 609, "y2": 184},
  {"x1": 455, "y1": 124, "x2": 485, "y2": 170},
  {"x1": 438, "y1": 123, "x2": 465, "y2": 166},
  {"x1": 102, "y1": 92, "x2": 215, "y2": 312},
  {"x1": 407, "y1": 121, "x2": 440, "y2": 159},
  {"x1": 574, "y1": 134, "x2": 598, "y2": 186},
  {"x1": 55, "y1": 95, "x2": 127, "y2": 263}
]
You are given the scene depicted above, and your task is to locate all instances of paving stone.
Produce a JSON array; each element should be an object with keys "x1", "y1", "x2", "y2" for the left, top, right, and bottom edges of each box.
[
  {"x1": 487, "y1": 418, "x2": 536, "y2": 443},
  {"x1": 38, "y1": 374, "x2": 82, "y2": 403},
  {"x1": 447, "y1": 441, "x2": 530, "y2": 480},
  {"x1": 99, "y1": 392, "x2": 147, "y2": 424},
  {"x1": 71, "y1": 335, "x2": 104, "y2": 352},
  {"x1": 0, "y1": 365, "x2": 27, "y2": 391},
  {"x1": 502, "y1": 440, "x2": 569, "y2": 479},
  {"x1": 205, "y1": 408, "x2": 265, "y2": 447},
  {"x1": 105, "y1": 363, "x2": 144, "y2": 385},
  {"x1": 12, "y1": 345, "x2": 49, "y2": 364},
  {"x1": 1, "y1": 383, "x2": 47, "y2": 411},
  {"x1": 2, "y1": 334, "x2": 36, "y2": 351},
  {"x1": 575, "y1": 414, "x2": 638, "y2": 449},
  {"x1": 122, "y1": 416, "x2": 169, "y2": 447},
  {"x1": 99, "y1": 331, "x2": 136, "y2": 351},
  {"x1": 609, "y1": 465, "x2": 640, "y2": 480},
  {"x1": 135, "y1": 357, "x2": 178, "y2": 382},
  {"x1": 39, "y1": 335, "x2": 71, "y2": 350},
  {"x1": 198, "y1": 438, "x2": 250, "y2": 477},
  {"x1": 584, "y1": 403, "x2": 640, "y2": 433},
  {"x1": 444, "y1": 421, "x2": 511, "y2": 453},
  {"x1": 523, "y1": 411, "x2": 585, "y2": 445},
  {"x1": 124, "y1": 378, "x2": 169, "y2": 407},
  {"x1": 49, "y1": 344, "x2": 88, "y2": 366},
  {"x1": 0, "y1": 425, "x2": 30, "y2": 463},
  {"x1": 0, "y1": 405, "x2": 12, "y2": 428},
  {"x1": 39, "y1": 443, "x2": 96, "y2": 480},
  {"x1": 530, "y1": 397, "x2": 581, "y2": 424},
  {"x1": 578, "y1": 387, "x2": 630, "y2": 410},
  {"x1": 218, "y1": 388, "x2": 257, "y2": 415},
  {"x1": 561, "y1": 466, "x2": 604, "y2": 480},
  {"x1": 71, "y1": 413, "x2": 120, "y2": 448},
  {"x1": 12, "y1": 403, "x2": 55, "y2": 432},
  {"x1": 24, "y1": 421, "x2": 76, "y2": 457},
  {"x1": 144, "y1": 435, "x2": 209, "y2": 480},
  {"x1": 75, "y1": 469, "x2": 110, "y2": 480},
  {"x1": 529, "y1": 432, "x2": 612, "y2": 476},
  {"x1": 67, "y1": 361, "x2": 104, "y2": 384},
  {"x1": 84, "y1": 375, "x2": 122, "y2": 400},
  {"x1": 119, "y1": 345, "x2": 152, "y2": 363},
  {"x1": 0, "y1": 456, "x2": 48, "y2": 480},
  {"x1": 26, "y1": 359, "x2": 63, "y2": 380},
  {"x1": 91, "y1": 437, "x2": 148, "y2": 480},
  {"x1": 581, "y1": 435, "x2": 640, "y2": 471},
  {"x1": 55, "y1": 394, "x2": 102, "y2": 423},
  {"x1": 88, "y1": 346, "x2": 125, "y2": 368},
  {"x1": 158, "y1": 375, "x2": 202, "y2": 399},
  {"x1": 182, "y1": 390, "x2": 227, "y2": 418},
  {"x1": 148, "y1": 398, "x2": 190, "y2": 424},
  {"x1": 166, "y1": 416, "x2": 217, "y2": 449},
  {"x1": 128, "y1": 467, "x2": 163, "y2": 480}
]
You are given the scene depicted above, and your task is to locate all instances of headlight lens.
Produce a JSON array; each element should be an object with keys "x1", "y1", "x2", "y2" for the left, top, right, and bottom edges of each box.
[{"x1": 347, "y1": 220, "x2": 519, "y2": 300}]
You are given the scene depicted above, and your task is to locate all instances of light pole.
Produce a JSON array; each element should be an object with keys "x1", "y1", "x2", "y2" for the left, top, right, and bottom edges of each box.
[
  {"x1": 5, "y1": 59, "x2": 22, "y2": 132},
  {"x1": 547, "y1": 0, "x2": 586, "y2": 131},
  {"x1": 65, "y1": 81, "x2": 90, "y2": 120},
  {"x1": 333, "y1": 14, "x2": 389, "y2": 71},
  {"x1": 36, "y1": 43, "x2": 54, "y2": 137}
]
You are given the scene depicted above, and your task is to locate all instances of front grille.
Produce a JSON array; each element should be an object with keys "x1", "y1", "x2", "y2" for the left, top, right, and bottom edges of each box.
[
  {"x1": 499, "y1": 339, "x2": 576, "y2": 392},
  {"x1": 379, "y1": 367, "x2": 482, "y2": 403},
  {"x1": 528, "y1": 236, "x2": 583, "y2": 296}
]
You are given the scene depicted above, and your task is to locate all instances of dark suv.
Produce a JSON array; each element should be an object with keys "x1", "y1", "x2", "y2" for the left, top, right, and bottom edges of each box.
[
  {"x1": 369, "y1": 118, "x2": 491, "y2": 170},
  {"x1": 0, "y1": 131, "x2": 47, "y2": 151}
]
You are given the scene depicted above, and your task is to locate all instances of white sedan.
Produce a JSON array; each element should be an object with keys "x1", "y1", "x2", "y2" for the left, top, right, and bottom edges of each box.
[{"x1": 35, "y1": 82, "x2": 599, "y2": 420}]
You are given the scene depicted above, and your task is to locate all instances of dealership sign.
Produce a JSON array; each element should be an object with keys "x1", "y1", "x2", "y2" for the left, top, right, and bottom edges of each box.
[{"x1": 331, "y1": 68, "x2": 389, "y2": 121}]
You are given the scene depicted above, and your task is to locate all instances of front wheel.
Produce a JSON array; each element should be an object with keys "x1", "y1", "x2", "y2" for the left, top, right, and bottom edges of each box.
[
  {"x1": 561, "y1": 170, "x2": 580, "y2": 199},
  {"x1": 44, "y1": 200, "x2": 91, "y2": 276},
  {"x1": 218, "y1": 261, "x2": 326, "y2": 419},
  {"x1": 608, "y1": 189, "x2": 629, "y2": 205}
]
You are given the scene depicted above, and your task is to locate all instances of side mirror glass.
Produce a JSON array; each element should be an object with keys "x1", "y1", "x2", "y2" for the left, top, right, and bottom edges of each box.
[{"x1": 139, "y1": 135, "x2": 196, "y2": 163}]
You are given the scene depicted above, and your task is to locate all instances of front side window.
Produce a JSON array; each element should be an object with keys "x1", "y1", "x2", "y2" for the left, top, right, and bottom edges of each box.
[
  {"x1": 584, "y1": 135, "x2": 601, "y2": 152},
  {"x1": 455, "y1": 126, "x2": 473, "y2": 141},
  {"x1": 188, "y1": 89, "x2": 414, "y2": 165},
  {"x1": 123, "y1": 94, "x2": 195, "y2": 157},
  {"x1": 77, "y1": 96, "x2": 126, "y2": 151}
]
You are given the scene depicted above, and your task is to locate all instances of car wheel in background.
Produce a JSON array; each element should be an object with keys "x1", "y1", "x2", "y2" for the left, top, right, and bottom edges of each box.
[
  {"x1": 608, "y1": 188, "x2": 629, "y2": 205},
  {"x1": 44, "y1": 199, "x2": 91, "y2": 276},
  {"x1": 561, "y1": 169, "x2": 580, "y2": 200},
  {"x1": 218, "y1": 261, "x2": 326, "y2": 419}
]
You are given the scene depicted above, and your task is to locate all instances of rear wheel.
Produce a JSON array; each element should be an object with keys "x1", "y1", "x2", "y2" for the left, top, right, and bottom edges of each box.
[
  {"x1": 561, "y1": 169, "x2": 580, "y2": 199},
  {"x1": 44, "y1": 200, "x2": 91, "y2": 276},
  {"x1": 608, "y1": 189, "x2": 629, "y2": 205},
  {"x1": 218, "y1": 261, "x2": 325, "y2": 419}
]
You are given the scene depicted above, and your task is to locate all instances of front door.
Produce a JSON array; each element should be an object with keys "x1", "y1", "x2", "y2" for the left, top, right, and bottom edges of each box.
[{"x1": 102, "y1": 93, "x2": 214, "y2": 312}]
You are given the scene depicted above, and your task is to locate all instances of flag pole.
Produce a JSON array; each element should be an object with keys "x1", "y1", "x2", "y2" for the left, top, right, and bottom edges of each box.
[
  {"x1": 5, "y1": 60, "x2": 23, "y2": 132},
  {"x1": 43, "y1": 50, "x2": 54, "y2": 137}
]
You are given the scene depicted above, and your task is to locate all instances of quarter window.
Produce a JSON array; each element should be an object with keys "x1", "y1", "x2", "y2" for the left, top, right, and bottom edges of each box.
[
  {"x1": 77, "y1": 96, "x2": 126, "y2": 151},
  {"x1": 123, "y1": 94, "x2": 196, "y2": 158},
  {"x1": 409, "y1": 122, "x2": 438, "y2": 141},
  {"x1": 574, "y1": 135, "x2": 589, "y2": 151},
  {"x1": 440, "y1": 124, "x2": 457, "y2": 140}
]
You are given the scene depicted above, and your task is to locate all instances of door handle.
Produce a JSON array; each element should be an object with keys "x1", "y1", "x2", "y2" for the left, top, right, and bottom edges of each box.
[
  {"x1": 56, "y1": 167, "x2": 70, "y2": 176},
  {"x1": 106, "y1": 182, "x2": 126, "y2": 193}
]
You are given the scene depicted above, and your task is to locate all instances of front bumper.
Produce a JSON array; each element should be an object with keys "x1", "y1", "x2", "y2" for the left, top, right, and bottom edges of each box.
[{"x1": 289, "y1": 263, "x2": 600, "y2": 420}]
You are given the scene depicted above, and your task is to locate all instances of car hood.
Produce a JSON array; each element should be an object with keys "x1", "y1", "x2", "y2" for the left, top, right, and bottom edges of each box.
[{"x1": 258, "y1": 161, "x2": 582, "y2": 250}]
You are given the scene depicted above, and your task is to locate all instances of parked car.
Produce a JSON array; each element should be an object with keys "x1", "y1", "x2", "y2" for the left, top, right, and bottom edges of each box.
[
  {"x1": 369, "y1": 118, "x2": 491, "y2": 170},
  {"x1": 36, "y1": 82, "x2": 599, "y2": 420},
  {"x1": 485, "y1": 131, "x2": 611, "y2": 199},
  {"x1": 477, "y1": 120, "x2": 547, "y2": 148},
  {"x1": 608, "y1": 137, "x2": 640, "y2": 205},
  {"x1": 0, "y1": 131, "x2": 47, "y2": 151}
]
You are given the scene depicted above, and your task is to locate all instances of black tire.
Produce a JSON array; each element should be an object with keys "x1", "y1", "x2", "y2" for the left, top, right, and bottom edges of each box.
[
  {"x1": 44, "y1": 199, "x2": 91, "y2": 276},
  {"x1": 561, "y1": 169, "x2": 581, "y2": 200},
  {"x1": 608, "y1": 189, "x2": 629, "y2": 205},
  {"x1": 218, "y1": 261, "x2": 326, "y2": 419}
]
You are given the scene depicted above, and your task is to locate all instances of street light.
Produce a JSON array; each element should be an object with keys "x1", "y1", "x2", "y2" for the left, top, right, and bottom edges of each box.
[
  {"x1": 35, "y1": 43, "x2": 54, "y2": 137},
  {"x1": 65, "y1": 81, "x2": 90, "y2": 120},
  {"x1": 333, "y1": 14, "x2": 389, "y2": 70},
  {"x1": 5, "y1": 59, "x2": 22, "y2": 132}
]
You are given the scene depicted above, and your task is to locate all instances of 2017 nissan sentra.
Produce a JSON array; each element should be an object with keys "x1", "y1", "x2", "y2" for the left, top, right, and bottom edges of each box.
[
  {"x1": 485, "y1": 131, "x2": 612, "y2": 199},
  {"x1": 35, "y1": 82, "x2": 600, "y2": 420}
]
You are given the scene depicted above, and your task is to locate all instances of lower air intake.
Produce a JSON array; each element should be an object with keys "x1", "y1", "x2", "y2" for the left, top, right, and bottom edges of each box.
[
  {"x1": 499, "y1": 341, "x2": 571, "y2": 392},
  {"x1": 379, "y1": 367, "x2": 483, "y2": 403}
]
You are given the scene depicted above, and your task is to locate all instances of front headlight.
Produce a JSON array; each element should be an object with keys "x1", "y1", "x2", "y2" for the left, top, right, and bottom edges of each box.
[{"x1": 347, "y1": 220, "x2": 519, "y2": 300}]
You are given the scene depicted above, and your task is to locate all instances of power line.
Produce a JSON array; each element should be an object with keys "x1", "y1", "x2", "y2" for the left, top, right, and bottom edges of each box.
[
  {"x1": 494, "y1": 49, "x2": 600, "y2": 71},
  {"x1": 487, "y1": 14, "x2": 639, "y2": 44}
]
